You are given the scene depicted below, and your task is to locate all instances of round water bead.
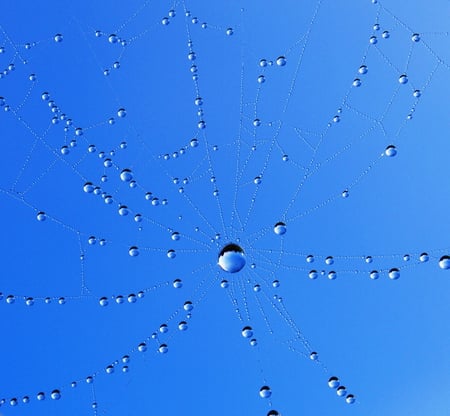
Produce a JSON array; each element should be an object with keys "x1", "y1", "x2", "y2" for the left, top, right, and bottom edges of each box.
[
  {"x1": 403, "y1": 254, "x2": 410, "y2": 262},
  {"x1": 267, "y1": 411, "x2": 280, "y2": 416},
  {"x1": 342, "y1": 189, "x2": 349, "y2": 198},
  {"x1": 439, "y1": 255, "x2": 450, "y2": 269},
  {"x1": 158, "y1": 344, "x2": 168, "y2": 354},
  {"x1": 306, "y1": 255, "x2": 314, "y2": 263},
  {"x1": 382, "y1": 30, "x2": 390, "y2": 39},
  {"x1": 36, "y1": 211, "x2": 47, "y2": 221},
  {"x1": 328, "y1": 271, "x2": 337, "y2": 280},
  {"x1": 309, "y1": 270, "x2": 318, "y2": 280},
  {"x1": 346, "y1": 394, "x2": 356, "y2": 404},
  {"x1": 183, "y1": 301, "x2": 193, "y2": 311},
  {"x1": 178, "y1": 321, "x2": 188, "y2": 331},
  {"x1": 411, "y1": 33, "x2": 420, "y2": 42},
  {"x1": 99, "y1": 297, "x2": 108, "y2": 306},
  {"x1": 50, "y1": 390, "x2": 61, "y2": 400},
  {"x1": 369, "y1": 35, "x2": 377, "y2": 44},
  {"x1": 259, "y1": 386, "x2": 272, "y2": 398},
  {"x1": 257, "y1": 75, "x2": 266, "y2": 84},
  {"x1": 276, "y1": 56, "x2": 286, "y2": 66},
  {"x1": 398, "y1": 74, "x2": 408, "y2": 84},
  {"x1": 358, "y1": 65, "x2": 368, "y2": 74},
  {"x1": 370, "y1": 270, "x2": 379, "y2": 280},
  {"x1": 173, "y1": 279, "x2": 183, "y2": 288},
  {"x1": 54, "y1": 34, "x2": 63, "y2": 42},
  {"x1": 273, "y1": 221, "x2": 287, "y2": 235},
  {"x1": 218, "y1": 243, "x2": 246, "y2": 273},
  {"x1": 127, "y1": 294, "x2": 137, "y2": 303},
  {"x1": 108, "y1": 34, "x2": 118, "y2": 43},
  {"x1": 118, "y1": 206, "x2": 129, "y2": 216},
  {"x1": 325, "y1": 256, "x2": 334, "y2": 265},
  {"x1": 419, "y1": 252, "x2": 429, "y2": 262},
  {"x1": 120, "y1": 169, "x2": 133, "y2": 182},
  {"x1": 37, "y1": 392, "x2": 45, "y2": 401},
  {"x1": 413, "y1": 89, "x2": 421, "y2": 98},
  {"x1": 336, "y1": 386, "x2": 347, "y2": 396},
  {"x1": 352, "y1": 78, "x2": 361, "y2": 87},
  {"x1": 128, "y1": 246, "x2": 139, "y2": 257},
  {"x1": 388, "y1": 268, "x2": 400, "y2": 280},
  {"x1": 117, "y1": 108, "x2": 126, "y2": 118},
  {"x1": 220, "y1": 280, "x2": 229, "y2": 289},
  {"x1": 10, "y1": 398, "x2": 18, "y2": 406},
  {"x1": 385, "y1": 145, "x2": 397, "y2": 157},
  {"x1": 167, "y1": 249, "x2": 176, "y2": 259},
  {"x1": 138, "y1": 343, "x2": 147, "y2": 352},
  {"x1": 328, "y1": 376, "x2": 340, "y2": 388},
  {"x1": 309, "y1": 351, "x2": 318, "y2": 360},
  {"x1": 241, "y1": 326, "x2": 253, "y2": 338},
  {"x1": 226, "y1": 28, "x2": 233, "y2": 36}
]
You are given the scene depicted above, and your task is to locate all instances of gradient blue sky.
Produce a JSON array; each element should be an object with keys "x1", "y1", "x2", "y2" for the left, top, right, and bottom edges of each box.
[{"x1": 1, "y1": 1, "x2": 450, "y2": 415}]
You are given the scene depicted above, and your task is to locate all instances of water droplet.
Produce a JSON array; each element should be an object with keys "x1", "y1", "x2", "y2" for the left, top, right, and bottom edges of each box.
[
  {"x1": 173, "y1": 279, "x2": 183, "y2": 288},
  {"x1": 382, "y1": 30, "x2": 390, "y2": 39},
  {"x1": 373, "y1": 23, "x2": 380, "y2": 31},
  {"x1": 346, "y1": 394, "x2": 356, "y2": 404},
  {"x1": 309, "y1": 351, "x2": 318, "y2": 360},
  {"x1": 158, "y1": 344, "x2": 168, "y2": 354},
  {"x1": 439, "y1": 255, "x2": 450, "y2": 269},
  {"x1": 138, "y1": 343, "x2": 147, "y2": 352},
  {"x1": 159, "y1": 324, "x2": 168, "y2": 333},
  {"x1": 398, "y1": 74, "x2": 408, "y2": 84},
  {"x1": 220, "y1": 280, "x2": 229, "y2": 288},
  {"x1": 370, "y1": 270, "x2": 379, "y2": 280},
  {"x1": 118, "y1": 205, "x2": 129, "y2": 216},
  {"x1": 198, "y1": 120, "x2": 206, "y2": 129},
  {"x1": 253, "y1": 119, "x2": 261, "y2": 127},
  {"x1": 226, "y1": 28, "x2": 233, "y2": 36},
  {"x1": 388, "y1": 268, "x2": 400, "y2": 280},
  {"x1": 272, "y1": 280, "x2": 280, "y2": 288},
  {"x1": 117, "y1": 108, "x2": 126, "y2": 118},
  {"x1": 108, "y1": 34, "x2": 118, "y2": 44},
  {"x1": 273, "y1": 222, "x2": 287, "y2": 235},
  {"x1": 37, "y1": 392, "x2": 45, "y2": 401},
  {"x1": 218, "y1": 243, "x2": 246, "y2": 273},
  {"x1": 309, "y1": 270, "x2": 318, "y2": 280},
  {"x1": 336, "y1": 386, "x2": 347, "y2": 396},
  {"x1": 162, "y1": 17, "x2": 170, "y2": 25},
  {"x1": 184, "y1": 301, "x2": 193, "y2": 311},
  {"x1": 403, "y1": 254, "x2": 410, "y2": 262},
  {"x1": 358, "y1": 65, "x2": 368, "y2": 74},
  {"x1": 6, "y1": 295, "x2": 15, "y2": 304},
  {"x1": 259, "y1": 386, "x2": 272, "y2": 398},
  {"x1": 178, "y1": 321, "x2": 188, "y2": 331},
  {"x1": 369, "y1": 35, "x2": 377, "y2": 44},
  {"x1": 167, "y1": 249, "x2": 176, "y2": 259},
  {"x1": 241, "y1": 326, "x2": 253, "y2": 338},
  {"x1": 342, "y1": 189, "x2": 349, "y2": 198},
  {"x1": 385, "y1": 145, "x2": 397, "y2": 157},
  {"x1": 257, "y1": 75, "x2": 266, "y2": 84},
  {"x1": 419, "y1": 252, "x2": 429, "y2": 262},
  {"x1": 411, "y1": 33, "x2": 420, "y2": 42},
  {"x1": 267, "y1": 411, "x2": 280, "y2": 416},
  {"x1": 36, "y1": 211, "x2": 47, "y2": 221},
  {"x1": 99, "y1": 297, "x2": 108, "y2": 306},
  {"x1": 328, "y1": 271, "x2": 337, "y2": 280},
  {"x1": 276, "y1": 56, "x2": 286, "y2": 66},
  {"x1": 127, "y1": 294, "x2": 137, "y2": 303},
  {"x1": 25, "y1": 297, "x2": 34, "y2": 306},
  {"x1": 51, "y1": 390, "x2": 61, "y2": 400},
  {"x1": 22, "y1": 396, "x2": 30, "y2": 403},
  {"x1": 328, "y1": 376, "x2": 340, "y2": 388},
  {"x1": 306, "y1": 255, "x2": 314, "y2": 263},
  {"x1": 413, "y1": 89, "x2": 421, "y2": 98},
  {"x1": 54, "y1": 34, "x2": 63, "y2": 42},
  {"x1": 10, "y1": 398, "x2": 18, "y2": 406},
  {"x1": 129, "y1": 246, "x2": 139, "y2": 257},
  {"x1": 352, "y1": 78, "x2": 361, "y2": 87},
  {"x1": 325, "y1": 256, "x2": 334, "y2": 265}
]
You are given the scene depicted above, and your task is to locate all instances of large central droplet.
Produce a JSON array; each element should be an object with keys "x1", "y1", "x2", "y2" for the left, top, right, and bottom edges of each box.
[{"x1": 218, "y1": 243, "x2": 246, "y2": 273}]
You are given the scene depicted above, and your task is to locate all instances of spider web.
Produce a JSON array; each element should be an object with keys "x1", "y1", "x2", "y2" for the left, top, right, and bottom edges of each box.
[{"x1": 1, "y1": 0, "x2": 450, "y2": 415}]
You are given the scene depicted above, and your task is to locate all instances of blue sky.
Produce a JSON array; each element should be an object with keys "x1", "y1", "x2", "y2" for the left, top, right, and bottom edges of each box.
[{"x1": 1, "y1": 0, "x2": 450, "y2": 415}]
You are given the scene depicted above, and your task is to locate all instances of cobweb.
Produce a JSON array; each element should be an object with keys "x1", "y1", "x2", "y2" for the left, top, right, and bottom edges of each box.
[{"x1": 1, "y1": 0, "x2": 450, "y2": 415}]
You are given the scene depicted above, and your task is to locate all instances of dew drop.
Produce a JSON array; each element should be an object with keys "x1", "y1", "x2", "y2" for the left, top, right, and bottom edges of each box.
[
  {"x1": 328, "y1": 376, "x2": 340, "y2": 388},
  {"x1": 241, "y1": 326, "x2": 253, "y2": 338},
  {"x1": 439, "y1": 255, "x2": 450, "y2": 269},
  {"x1": 398, "y1": 74, "x2": 408, "y2": 84},
  {"x1": 370, "y1": 270, "x2": 379, "y2": 280},
  {"x1": 388, "y1": 268, "x2": 400, "y2": 280},
  {"x1": 336, "y1": 386, "x2": 347, "y2": 396},
  {"x1": 120, "y1": 169, "x2": 133, "y2": 182},
  {"x1": 346, "y1": 394, "x2": 356, "y2": 404},
  {"x1": 418, "y1": 252, "x2": 429, "y2": 263},
  {"x1": 309, "y1": 351, "x2": 318, "y2": 360},
  {"x1": 50, "y1": 390, "x2": 61, "y2": 400},
  {"x1": 276, "y1": 56, "x2": 286, "y2": 66},
  {"x1": 117, "y1": 108, "x2": 126, "y2": 118},
  {"x1": 226, "y1": 28, "x2": 233, "y2": 36},
  {"x1": 129, "y1": 246, "x2": 139, "y2": 257},
  {"x1": 259, "y1": 386, "x2": 272, "y2": 398},
  {"x1": 385, "y1": 145, "x2": 397, "y2": 157},
  {"x1": 382, "y1": 30, "x2": 390, "y2": 39},
  {"x1": 218, "y1": 243, "x2": 246, "y2": 273},
  {"x1": 411, "y1": 33, "x2": 420, "y2": 42},
  {"x1": 273, "y1": 222, "x2": 287, "y2": 235},
  {"x1": 167, "y1": 249, "x2": 176, "y2": 259},
  {"x1": 54, "y1": 34, "x2": 63, "y2": 42},
  {"x1": 36, "y1": 211, "x2": 47, "y2": 221}
]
